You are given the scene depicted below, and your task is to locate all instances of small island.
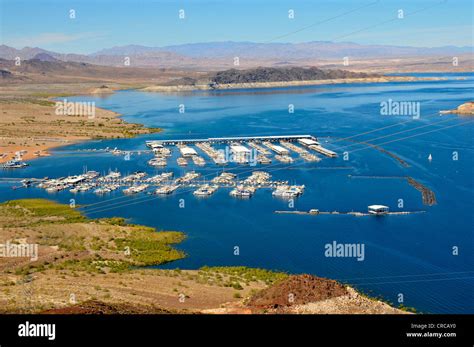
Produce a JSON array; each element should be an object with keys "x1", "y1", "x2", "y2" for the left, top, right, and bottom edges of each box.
[{"x1": 440, "y1": 101, "x2": 474, "y2": 115}]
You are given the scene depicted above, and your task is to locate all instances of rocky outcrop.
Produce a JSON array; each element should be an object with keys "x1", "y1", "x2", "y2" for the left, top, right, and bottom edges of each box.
[
  {"x1": 441, "y1": 101, "x2": 474, "y2": 115},
  {"x1": 242, "y1": 274, "x2": 408, "y2": 314},
  {"x1": 143, "y1": 75, "x2": 445, "y2": 92},
  {"x1": 246, "y1": 274, "x2": 348, "y2": 309},
  {"x1": 210, "y1": 67, "x2": 376, "y2": 84}
]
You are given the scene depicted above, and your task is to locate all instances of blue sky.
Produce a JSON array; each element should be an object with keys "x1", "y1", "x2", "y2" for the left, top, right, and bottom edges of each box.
[{"x1": 1, "y1": 0, "x2": 472, "y2": 53}]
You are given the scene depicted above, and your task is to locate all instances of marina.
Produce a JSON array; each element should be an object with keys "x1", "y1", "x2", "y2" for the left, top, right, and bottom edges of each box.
[
  {"x1": 16, "y1": 168, "x2": 305, "y2": 200},
  {"x1": 143, "y1": 134, "x2": 338, "y2": 168},
  {"x1": 11, "y1": 134, "x2": 336, "y2": 170}
]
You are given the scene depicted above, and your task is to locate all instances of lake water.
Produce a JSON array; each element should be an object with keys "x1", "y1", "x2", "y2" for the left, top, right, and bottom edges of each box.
[{"x1": 1, "y1": 73, "x2": 473, "y2": 313}]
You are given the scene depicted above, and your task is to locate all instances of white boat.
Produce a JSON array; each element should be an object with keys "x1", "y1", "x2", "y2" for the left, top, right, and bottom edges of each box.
[
  {"x1": 177, "y1": 157, "x2": 188, "y2": 166},
  {"x1": 46, "y1": 184, "x2": 68, "y2": 193},
  {"x1": 230, "y1": 185, "x2": 254, "y2": 198},
  {"x1": 272, "y1": 185, "x2": 305, "y2": 198},
  {"x1": 148, "y1": 157, "x2": 167, "y2": 167},
  {"x1": 85, "y1": 171, "x2": 100, "y2": 179},
  {"x1": 123, "y1": 184, "x2": 149, "y2": 195},
  {"x1": 193, "y1": 184, "x2": 218, "y2": 196},
  {"x1": 94, "y1": 187, "x2": 111, "y2": 195},
  {"x1": 155, "y1": 184, "x2": 180, "y2": 195},
  {"x1": 191, "y1": 156, "x2": 206, "y2": 166},
  {"x1": 98, "y1": 171, "x2": 121, "y2": 182},
  {"x1": 2, "y1": 160, "x2": 28, "y2": 169}
]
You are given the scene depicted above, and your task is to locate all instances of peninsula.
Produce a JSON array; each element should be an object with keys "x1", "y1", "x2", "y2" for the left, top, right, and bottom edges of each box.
[{"x1": 142, "y1": 67, "x2": 445, "y2": 92}]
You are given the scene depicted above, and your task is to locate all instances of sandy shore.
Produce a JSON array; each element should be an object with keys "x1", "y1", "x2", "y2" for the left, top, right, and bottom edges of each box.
[
  {"x1": 0, "y1": 96, "x2": 160, "y2": 164},
  {"x1": 142, "y1": 75, "x2": 446, "y2": 92}
]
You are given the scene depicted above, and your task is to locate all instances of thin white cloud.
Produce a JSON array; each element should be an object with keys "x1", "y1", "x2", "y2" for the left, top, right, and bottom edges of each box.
[
  {"x1": 340, "y1": 25, "x2": 473, "y2": 47},
  {"x1": 3, "y1": 32, "x2": 105, "y2": 47}
]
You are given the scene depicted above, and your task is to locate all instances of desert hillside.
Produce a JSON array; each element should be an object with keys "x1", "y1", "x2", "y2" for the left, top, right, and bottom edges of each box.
[{"x1": 0, "y1": 199, "x2": 409, "y2": 314}]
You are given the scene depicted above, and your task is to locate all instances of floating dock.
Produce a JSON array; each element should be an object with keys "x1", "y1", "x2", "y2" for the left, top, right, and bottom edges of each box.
[
  {"x1": 146, "y1": 134, "x2": 337, "y2": 166},
  {"x1": 275, "y1": 210, "x2": 426, "y2": 216},
  {"x1": 146, "y1": 135, "x2": 315, "y2": 146}
]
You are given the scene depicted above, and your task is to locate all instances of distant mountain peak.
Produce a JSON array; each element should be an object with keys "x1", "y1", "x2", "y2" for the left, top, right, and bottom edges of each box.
[{"x1": 32, "y1": 53, "x2": 58, "y2": 62}]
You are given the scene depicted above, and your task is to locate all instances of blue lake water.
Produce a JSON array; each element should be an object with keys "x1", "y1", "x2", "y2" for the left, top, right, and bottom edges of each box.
[{"x1": 1, "y1": 73, "x2": 473, "y2": 313}]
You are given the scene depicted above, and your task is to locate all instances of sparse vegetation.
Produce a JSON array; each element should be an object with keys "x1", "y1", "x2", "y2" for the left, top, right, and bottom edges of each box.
[
  {"x1": 199, "y1": 266, "x2": 288, "y2": 285},
  {"x1": 0, "y1": 199, "x2": 186, "y2": 274}
]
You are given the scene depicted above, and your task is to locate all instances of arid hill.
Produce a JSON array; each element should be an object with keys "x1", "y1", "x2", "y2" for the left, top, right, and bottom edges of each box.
[
  {"x1": 246, "y1": 274, "x2": 348, "y2": 309},
  {"x1": 159, "y1": 66, "x2": 380, "y2": 88},
  {"x1": 210, "y1": 67, "x2": 377, "y2": 84},
  {"x1": 0, "y1": 58, "x2": 199, "y2": 84}
]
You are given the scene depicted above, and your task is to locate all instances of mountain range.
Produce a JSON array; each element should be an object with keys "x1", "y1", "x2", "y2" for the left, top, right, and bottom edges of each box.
[{"x1": 1, "y1": 41, "x2": 471, "y2": 69}]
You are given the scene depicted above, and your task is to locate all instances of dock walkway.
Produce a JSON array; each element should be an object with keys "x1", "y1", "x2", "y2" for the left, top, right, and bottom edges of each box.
[{"x1": 275, "y1": 210, "x2": 426, "y2": 216}]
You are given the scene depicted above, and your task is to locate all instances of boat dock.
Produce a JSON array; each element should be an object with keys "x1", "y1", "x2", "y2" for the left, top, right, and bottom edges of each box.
[
  {"x1": 280, "y1": 141, "x2": 321, "y2": 162},
  {"x1": 275, "y1": 210, "x2": 426, "y2": 216},
  {"x1": 247, "y1": 142, "x2": 272, "y2": 155},
  {"x1": 144, "y1": 134, "x2": 337, "y2": 167},
  {"x1": 146, "y1": 135, "x2": 315, "y2": 146},
  {"x1": 49, "y1": 134, "x2": 336, "y2": 169}
]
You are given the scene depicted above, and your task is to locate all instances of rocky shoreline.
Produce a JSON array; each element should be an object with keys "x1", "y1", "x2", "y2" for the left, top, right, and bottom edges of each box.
[{"x1": 142, "y1": 76, "x2": 445, "y2": 92}]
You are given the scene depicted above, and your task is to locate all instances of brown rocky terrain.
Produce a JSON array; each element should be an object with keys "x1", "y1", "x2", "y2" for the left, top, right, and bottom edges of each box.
[
  {"x1": 204, "y1": 275, "x2": 408, "y2": 314},
  {"x1": 40, "y1": 300, "x2": 174, "y2": 314},
  {"x1": 0, "y1": 57, "x2": 200, "y2": 85},
  {"x1": 441, "y1": 101, "x2": 474, "y2": 115},
  {"x1": 246, "y1": 274, "x2": 348, "y2": 309}
]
